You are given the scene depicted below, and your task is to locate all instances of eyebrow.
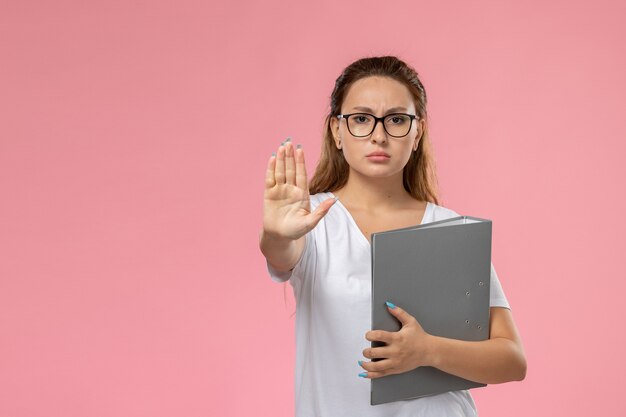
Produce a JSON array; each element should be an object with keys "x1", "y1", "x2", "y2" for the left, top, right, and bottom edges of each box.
[{"x1": 352, "y1": 106, "x2": 409, "y2": 114}]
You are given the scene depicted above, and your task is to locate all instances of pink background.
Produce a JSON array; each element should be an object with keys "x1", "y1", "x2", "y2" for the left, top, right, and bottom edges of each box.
[{"x1": 1, "y1": 1, "x2": 625, "y2": 416}]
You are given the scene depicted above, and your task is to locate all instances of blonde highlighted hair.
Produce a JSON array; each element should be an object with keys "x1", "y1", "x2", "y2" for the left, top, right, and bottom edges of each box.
[{"x1": 309, "y1": 55, "x2": 440, "y2": 205}]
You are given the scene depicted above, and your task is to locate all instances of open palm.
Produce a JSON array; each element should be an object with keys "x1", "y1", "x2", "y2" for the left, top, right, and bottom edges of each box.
[{"x1": 263, "y1": 140, "x2": 335, "y2": 241}]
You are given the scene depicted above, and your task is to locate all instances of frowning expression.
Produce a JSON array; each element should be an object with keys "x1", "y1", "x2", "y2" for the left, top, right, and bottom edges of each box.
[{"x1": 330, "y1": 76, "x2": 424, "y2": 180}]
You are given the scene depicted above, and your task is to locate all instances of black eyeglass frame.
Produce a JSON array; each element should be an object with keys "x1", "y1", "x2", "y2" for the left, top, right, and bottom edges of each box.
[{"x1": 337, "y1": 112, "x2": 419, "y2": 138}]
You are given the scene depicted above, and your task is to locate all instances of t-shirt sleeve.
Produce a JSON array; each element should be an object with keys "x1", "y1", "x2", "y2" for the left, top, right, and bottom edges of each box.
[
  {"x1": 489, "y1": 262, "x2": 511, "y2": 309},
  {"x1": 266, "y1": 229, "x2": 314, "y2": 283}
]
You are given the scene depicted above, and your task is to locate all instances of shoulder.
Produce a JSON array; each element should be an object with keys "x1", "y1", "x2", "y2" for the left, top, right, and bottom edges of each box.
[{"x1": 427, "y1": 201, "x2": 462, "y2": 222}]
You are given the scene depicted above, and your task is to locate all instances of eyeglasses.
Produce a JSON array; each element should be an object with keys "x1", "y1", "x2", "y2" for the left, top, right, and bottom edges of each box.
[{"x1": 337, "y1": 113, "x2": 418, "y2": 138}]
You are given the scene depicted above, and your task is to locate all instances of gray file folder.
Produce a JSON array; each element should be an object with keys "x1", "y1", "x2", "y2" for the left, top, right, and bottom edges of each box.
[{"x1": 370, "y1": 216, "x2": 492, "y2": 405}]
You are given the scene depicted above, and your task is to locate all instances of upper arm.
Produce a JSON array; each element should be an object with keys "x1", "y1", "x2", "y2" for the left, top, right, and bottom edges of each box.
[
  {"x1": 489, "y1": 307, "x2": 527, "y2": 379},
  {"x1": 489, "y1": 307, "x2": 526, "y2": 360},
  {"x1": 489, "y1": 307, "x2": 521, "y2": 343}
]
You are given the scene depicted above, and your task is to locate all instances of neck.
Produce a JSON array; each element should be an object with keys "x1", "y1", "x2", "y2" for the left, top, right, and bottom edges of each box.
[{"x1": 334, "y1": 169, "x2": 412, "y2": 213}]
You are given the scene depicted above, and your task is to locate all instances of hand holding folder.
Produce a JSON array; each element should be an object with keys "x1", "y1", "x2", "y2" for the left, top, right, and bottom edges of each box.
[{"x1": 370, "y1": 216, "x2": 493, "y2": 405}]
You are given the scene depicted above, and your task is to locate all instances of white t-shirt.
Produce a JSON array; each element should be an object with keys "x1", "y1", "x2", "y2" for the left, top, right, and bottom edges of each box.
[{"x1": 266, "y1": 192, "x2": 511, "y2": 417}]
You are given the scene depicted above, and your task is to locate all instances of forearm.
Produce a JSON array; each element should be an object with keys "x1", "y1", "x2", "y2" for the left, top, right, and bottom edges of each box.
[
  {"x1": 259, "y1": 229, "x2": 299, "y2": 272},
  {"x1": 426, "y1": 334, "x2": 527, "y2": 384}
]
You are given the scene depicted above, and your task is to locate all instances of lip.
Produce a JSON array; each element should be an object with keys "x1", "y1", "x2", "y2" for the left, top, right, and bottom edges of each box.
[{"x1": 366, "y1": 151, "x2": 390, "y2": 157}]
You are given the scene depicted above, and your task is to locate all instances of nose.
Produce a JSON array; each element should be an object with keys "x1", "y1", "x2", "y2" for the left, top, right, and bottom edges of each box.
[{"x1": 370, "y1": 119, "x2": 388, "y2": 144}]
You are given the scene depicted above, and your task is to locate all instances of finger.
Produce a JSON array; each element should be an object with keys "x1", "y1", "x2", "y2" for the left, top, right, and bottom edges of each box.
[
  {"x1": 359, "y1": 369, "x2": 390, "y2": 379},
  {"x1": 295, "y1": 144, "x2": 308, "y2": 190},
  {"x1": 360, "y1": 358, "x2": 394, "y2": 374},
  {"x1": 285, "y1": 141, "x2": 296, "y2": 186},
  {"x1": 308, "y1": 198, "x2": 337, "y2": 226},
  {"x1": 265, "y1": 152, "x2": 277, "y2": 188},
  {"x1": 274, "y1": 145, "x2": 286, "y2": 185},
  {"x1": 358, "y1": 359, "x2": 395, "y2": 379},
  {"x1": 365, "y1": 330, "x2": 394, "y2": 344},
  {"x1": 362, "y1": 345, "x2": 391, "y2": 360},
  {"x1": 385, "y1": 301, "x2": 415, "y2": 327}
]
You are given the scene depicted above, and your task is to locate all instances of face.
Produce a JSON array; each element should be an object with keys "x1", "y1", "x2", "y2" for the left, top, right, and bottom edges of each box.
[{"x1": 330, "y1": 76, "x2": 424, "y2": 181}]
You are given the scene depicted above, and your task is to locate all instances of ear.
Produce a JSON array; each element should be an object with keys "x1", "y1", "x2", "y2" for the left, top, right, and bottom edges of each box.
[
  {"x1": 414, "y1": 118, "x2": 425, "y2": 151},
  {"x1": 330, "y1": 116, "x2": 341, "y2": 149}
]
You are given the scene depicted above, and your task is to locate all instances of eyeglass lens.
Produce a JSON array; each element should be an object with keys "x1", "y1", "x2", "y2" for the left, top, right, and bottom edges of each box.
[{"x1": 347, "y1": 114, "x2": 413, "y2": 137}]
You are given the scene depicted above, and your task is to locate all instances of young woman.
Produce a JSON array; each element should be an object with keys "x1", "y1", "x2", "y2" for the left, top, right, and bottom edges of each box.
[{"x1": 259, "y1": 56, "x2": 526, "y2": 417}]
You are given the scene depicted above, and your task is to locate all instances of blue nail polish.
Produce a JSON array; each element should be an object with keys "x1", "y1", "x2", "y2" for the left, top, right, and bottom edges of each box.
[
  {"x1": 386, "y1": 301, "x2": 396, "y2": 309},
  {"x1": 296, "y1": 144, "x2": 302, "y2": 149},
  {"x1": 359, "y1": 372, "x2": 368, "y2": 378},
  {"x1": 358, "y1": 360, "x2": 363, "y2": 366},
  {"x1": 281, "y1": 142, "x2": 285, "y2": 146},
  {"x1": 272, "y1": 152, "x2": 276, "y2": 156},
  {"x1": 286, "y1": 137, "x2": 292, "y2": 142}
]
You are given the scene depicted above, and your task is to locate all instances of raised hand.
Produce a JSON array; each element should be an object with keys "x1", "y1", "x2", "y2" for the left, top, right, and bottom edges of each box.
[{"x1": 263, "y1": 139, "x2": 336, "y2": 241}]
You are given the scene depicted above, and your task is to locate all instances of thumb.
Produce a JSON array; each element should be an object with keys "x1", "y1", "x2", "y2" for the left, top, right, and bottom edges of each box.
[
  {"x1": 385, "y1": 301, "x2": 415, "y2": 327},
  {"x1": 308, "y1": 197, "x2": 337, "y2": 226}
]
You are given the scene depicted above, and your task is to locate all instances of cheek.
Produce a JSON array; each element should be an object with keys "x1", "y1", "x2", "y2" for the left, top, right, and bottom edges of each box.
[
  {"x1": 395, "y1": 148, "x2": 413, "y2": 166},
  {"x1": 340, "y1": 143, "x2": 364, "y2": 168},
  {"x1": 340, "y1": 143, "x2": 355, "y2": 163},
  {"x1": 393, "y1": 142, "x2": 417, "y2": 168}
]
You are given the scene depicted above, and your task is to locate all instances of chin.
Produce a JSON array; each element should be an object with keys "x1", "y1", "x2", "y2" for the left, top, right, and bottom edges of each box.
[{"x1": 353, "y1": 165, "x2": 404, "y2": 178}]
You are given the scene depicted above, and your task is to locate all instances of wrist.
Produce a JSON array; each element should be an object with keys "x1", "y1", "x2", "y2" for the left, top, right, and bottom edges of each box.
[
  {"x1": 260, "y1": 228, "x2": 292, "y2": 244},
  {"x1": 424, "y1": 334, "x2": 441, "y2": 368}
]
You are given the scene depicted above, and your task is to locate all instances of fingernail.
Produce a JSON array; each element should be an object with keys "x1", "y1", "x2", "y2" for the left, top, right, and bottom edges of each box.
[
  {"x1": 386, "y1": 301, "x2": 396, "y2": 309},
  {"x1": 296, "y1": 144, "x2": 302, "y2": 149},
  {"x1": 281, "y1": 141, "x2": 285, "y2": 146},
  {"x1": 358, "y1": 360, "x2": 363, "y2": 366},
  {"x1": 286, "y1": 137, "x2": 292, "y2": 142},
  {"x1": 272, "y1": 152, "x2": 276, "y2": 157},
  {"x1": 358, "y1": 372, "x2": 368, "y2": 378}
]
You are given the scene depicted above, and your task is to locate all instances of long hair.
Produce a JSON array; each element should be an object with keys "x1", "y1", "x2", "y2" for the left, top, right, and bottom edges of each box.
[{"x1": 308, "y1": 55, "x2": 440, "y2": 205}]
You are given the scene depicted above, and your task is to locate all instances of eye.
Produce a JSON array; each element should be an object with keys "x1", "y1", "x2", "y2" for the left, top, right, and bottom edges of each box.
[
  {"x1": 353, "y1": 114, "x2": 372, "y2": 124},
  {"x1": 388, "y1": 115, "x2": 408, "y2": 125}
]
